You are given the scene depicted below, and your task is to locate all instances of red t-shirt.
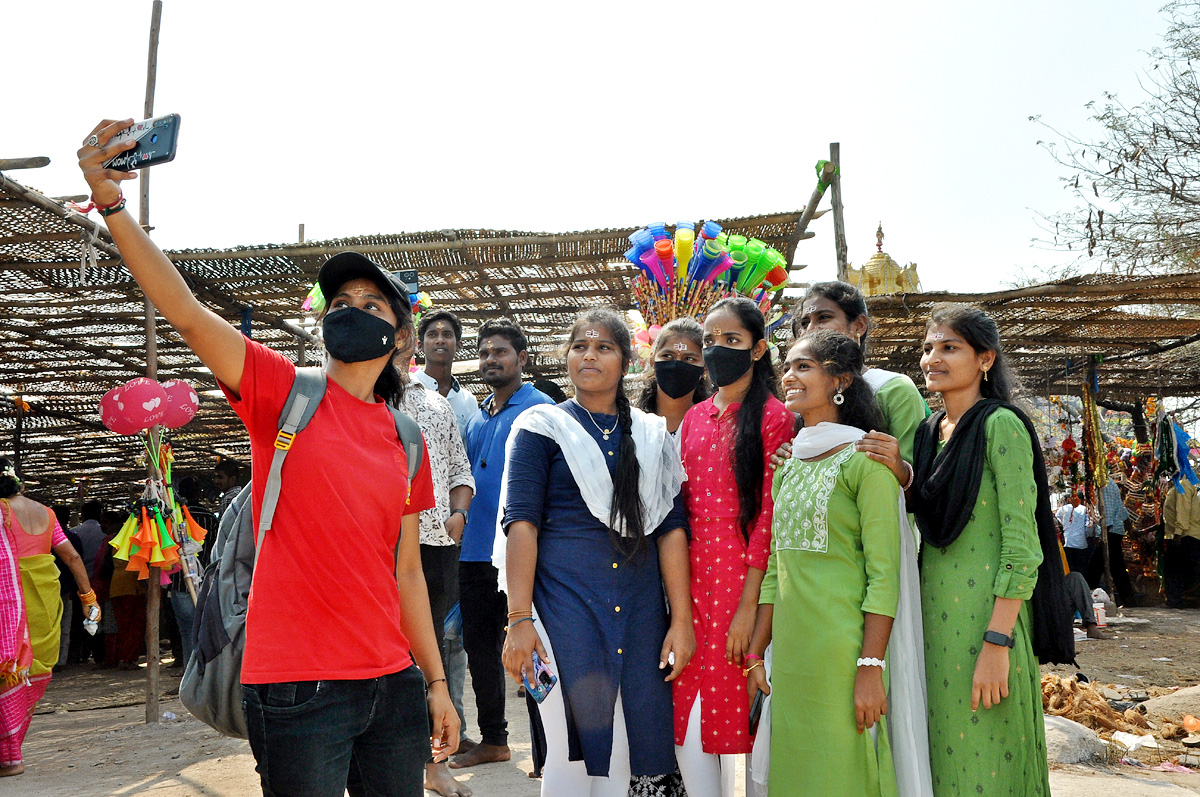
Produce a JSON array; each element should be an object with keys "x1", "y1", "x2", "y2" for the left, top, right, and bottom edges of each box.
[{"x1": 223, "y1": 338, "x2": 436, "y2": 683}]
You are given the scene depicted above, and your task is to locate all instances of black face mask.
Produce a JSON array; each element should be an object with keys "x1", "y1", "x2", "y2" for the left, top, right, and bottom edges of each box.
[
  {"x1": 654, "y1": 359, "x2": 705, "y2": 399},
  {"x1": 703, "y1": 344, "x2": 755, "y2": 387},
  {"x1": 322, "y1": 307, "x2": 396, "y2": 364}
]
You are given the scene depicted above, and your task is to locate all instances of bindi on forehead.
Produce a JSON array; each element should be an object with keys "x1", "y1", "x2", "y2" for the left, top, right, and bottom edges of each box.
[
  {"x1": 585, "y1": 328, "x2": 599, "y2": 338},
  {"x1": 929, "y1": 332, "x2": 945, "y2": 340},
  {"x1": 672, "y1": 342, "x2": 688, "y2": 351}
]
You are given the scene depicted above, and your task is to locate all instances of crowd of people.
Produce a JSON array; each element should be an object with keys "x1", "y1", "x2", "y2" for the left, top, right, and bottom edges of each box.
[{"x1": 0, "y1": 119, "x2": 1092, "y2": 795}]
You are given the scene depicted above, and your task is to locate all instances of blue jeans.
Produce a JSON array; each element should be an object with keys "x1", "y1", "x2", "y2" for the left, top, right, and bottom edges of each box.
[{"x1": 242, "y1": 665, "x2": 429, "y2": 797}]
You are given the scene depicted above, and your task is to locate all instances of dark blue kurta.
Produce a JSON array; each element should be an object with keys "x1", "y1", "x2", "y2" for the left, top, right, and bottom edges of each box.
[{"x1": 502, "y1": 401, "x2": 687, "y2": 777}]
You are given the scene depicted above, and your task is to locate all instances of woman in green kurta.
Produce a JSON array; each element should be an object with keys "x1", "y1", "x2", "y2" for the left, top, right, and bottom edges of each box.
[
  {"x1": 747, "y1": 331, "x2": 909, "y2": 796},
  {"x1": 912, "y1": 304, "x2": 1050, "y2": 796}
]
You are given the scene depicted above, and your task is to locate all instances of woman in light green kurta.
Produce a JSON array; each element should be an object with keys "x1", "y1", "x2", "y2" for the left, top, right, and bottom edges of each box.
[
  {"x1": 914, "y1": 304, "x2": 1050, "y2": 796},
  {"x1": 747, "y1": 331, "x2": 902, "y2": 797}
]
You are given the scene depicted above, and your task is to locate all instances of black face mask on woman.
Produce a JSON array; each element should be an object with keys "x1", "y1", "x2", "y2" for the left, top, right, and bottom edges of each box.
[
  {"x1": 654, "y1": 359, "x2": 705, "y2": 399},
  {"x1": 702, "y1": 344, "x2": 755, "y2": 387},
  {"x1": 321, "y1": 306, "x2": 396, "y2": 363}
]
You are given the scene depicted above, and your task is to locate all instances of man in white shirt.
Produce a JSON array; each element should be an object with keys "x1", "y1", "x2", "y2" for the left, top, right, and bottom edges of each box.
[
  {"x1": 414, "y1": 310, "x2": 478, "y2": 438},
  {"x1": 1056, "y1": 493, "x2": 1093, "y2": 574}
]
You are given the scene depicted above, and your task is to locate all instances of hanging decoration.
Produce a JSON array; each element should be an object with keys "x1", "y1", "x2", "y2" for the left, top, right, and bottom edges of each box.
[{"x1": 95, "y1": 377, "x2": 205, "y2": 597}]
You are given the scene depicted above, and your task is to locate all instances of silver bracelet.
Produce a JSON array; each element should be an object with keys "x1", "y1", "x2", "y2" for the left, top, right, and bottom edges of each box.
[{"x1": 857, "y1": 657, "x2": 886, "y2": 670}]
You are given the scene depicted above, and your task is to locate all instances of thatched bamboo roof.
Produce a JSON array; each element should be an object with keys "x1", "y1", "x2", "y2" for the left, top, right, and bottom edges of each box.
[{"x1": 861, "y1": 271, "x2": 1200, "y2": 401}]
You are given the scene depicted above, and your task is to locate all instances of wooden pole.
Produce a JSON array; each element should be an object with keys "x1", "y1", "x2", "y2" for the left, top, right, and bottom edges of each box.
[
  {"x1": 830, "y1": 143, "x2": 849, "y2": 282},
  {"x1": 142, "y1": 0, "x2": 163, "y2": 726}
]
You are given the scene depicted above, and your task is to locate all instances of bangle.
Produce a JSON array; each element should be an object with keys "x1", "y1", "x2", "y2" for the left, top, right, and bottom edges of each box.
[
  {"x1": 505, "y1": 617, "x2": 535, "y2": 632},
  {"x1": 426, "y1": 677, "x2": 447, "y2": 688},
  {"x1": 742, "y1": 660, "x2": 764, "y2": 677},
  {"x1": 743, "y1": 653, "x2": 763, "y2": 663},
  {"x1": 900, "y1": 461, "x2": 914, "y2": 491},
  {"x1": 78, "y1": 589, "x2": 96, "y2": 603},
  {"x1": 856, "y1": 657, "x2": 886, "y2": 670},
  {"x1": 507, "y1": 610, "x2": 533, "y2": 618}
]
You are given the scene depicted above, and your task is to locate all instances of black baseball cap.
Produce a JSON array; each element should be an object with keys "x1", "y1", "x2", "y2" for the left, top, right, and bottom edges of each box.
[{"x1": 317, "y1": 252, "x2": 407, "y2": 308}]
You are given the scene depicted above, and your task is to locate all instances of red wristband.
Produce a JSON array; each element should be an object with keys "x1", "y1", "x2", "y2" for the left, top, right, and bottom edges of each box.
[{"x1": 744, "y1": 654, "x2": 763, "y2": 663}]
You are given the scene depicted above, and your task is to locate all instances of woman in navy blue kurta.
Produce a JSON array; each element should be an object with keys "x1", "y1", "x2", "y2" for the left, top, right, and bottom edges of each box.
[{"x1": 502, "y1": 309, "x2": 694, "y2": 797}]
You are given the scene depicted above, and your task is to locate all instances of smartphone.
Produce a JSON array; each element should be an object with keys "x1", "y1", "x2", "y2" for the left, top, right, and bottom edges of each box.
[
  {"x1": 749, "y1": 688, "x2": 765, "y2": 735},
  {"x1": 102, "y1": 113, "x2": 181, "y2": 171},
  {"x1": 523, "y1": 651, "x2": 558, "y2": 703}
]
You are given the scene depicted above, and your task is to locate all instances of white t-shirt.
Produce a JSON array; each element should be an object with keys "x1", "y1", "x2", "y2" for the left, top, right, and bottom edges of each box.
[{"x1": 1056, "y1": 504, "x2": 1091, "y2": 549}]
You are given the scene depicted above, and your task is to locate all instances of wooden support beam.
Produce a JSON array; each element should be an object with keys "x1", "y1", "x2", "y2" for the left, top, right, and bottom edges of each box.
[{"x1": 829, "y1": 143, "x2": 848, "y2": 282}]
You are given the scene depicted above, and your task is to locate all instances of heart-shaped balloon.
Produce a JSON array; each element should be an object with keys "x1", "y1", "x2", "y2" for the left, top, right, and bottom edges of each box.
[
  {"x1": 99, "y1": 386, "x2": 142, "y2": 435},
  {"x1": 119, "y1": 377, "x2": 168, "y2": 430},
  {"x1": 160, "y1": 379, "x2": 199, "y2": 429}
]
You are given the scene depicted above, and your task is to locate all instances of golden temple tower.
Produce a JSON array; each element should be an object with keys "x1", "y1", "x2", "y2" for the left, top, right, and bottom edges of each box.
[{"x1": 846, "y1": 223, "x2": 922, "y2": 295}]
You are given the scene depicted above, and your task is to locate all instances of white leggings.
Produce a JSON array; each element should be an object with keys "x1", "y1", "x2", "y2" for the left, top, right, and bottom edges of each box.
[
  {"x1": 675, "y1": 695, "x2": 738, "y2": 797},
  {"x1": 536, "y1": 630, "x2": 631, "y2": 797}
]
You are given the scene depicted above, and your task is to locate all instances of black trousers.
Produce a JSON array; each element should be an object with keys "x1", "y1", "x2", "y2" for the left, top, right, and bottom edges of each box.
[
  {"x1": 420, "y1": 544, "x2": 460, "y2": 661},
  {"x1": 1084, "y1": 532, "x2": 1135, "y2": 604},
  {"x1": 1065, "y1": 545, "x2": 1092, "y2": 578},
  {"x1": 458, "y1": 560, "x2": 508, "y2": 746}
]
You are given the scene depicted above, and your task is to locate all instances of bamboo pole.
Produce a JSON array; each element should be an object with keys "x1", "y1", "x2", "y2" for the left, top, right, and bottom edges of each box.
[
  {"x1": 830, "y1": 143, "x2": 848, "y2": 282},
  {"x1": 142, "y1": 0, "x2": 163, "y2": 726}
]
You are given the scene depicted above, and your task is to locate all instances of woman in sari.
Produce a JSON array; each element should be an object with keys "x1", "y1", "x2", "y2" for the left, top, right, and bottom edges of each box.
[{"x1": 1, "y1": 459, "x2": 98, "y2": 777}]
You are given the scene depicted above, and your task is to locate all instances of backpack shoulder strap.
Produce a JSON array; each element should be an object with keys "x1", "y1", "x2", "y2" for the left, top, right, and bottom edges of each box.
[
  {"x1": 388, "y1": 406, "x2": 424, "y2": 484},
  {"x1": 258, "y1": 368, "x2": 327, "y2": 539}
]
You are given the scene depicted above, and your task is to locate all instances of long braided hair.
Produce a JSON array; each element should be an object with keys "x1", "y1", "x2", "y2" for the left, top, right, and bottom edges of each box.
[
  {"x1": 707, "y1": 297, "x2": 779, "y2": 541},
  {"x1": 568, "y1": 307, "x2": 646, "y2": 559}
]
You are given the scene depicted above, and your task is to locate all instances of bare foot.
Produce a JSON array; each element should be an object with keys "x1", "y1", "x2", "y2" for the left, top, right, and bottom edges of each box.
[
  {"x1": 0, "y1": 763, "x2": 25, "y2": 777},
  {"x1": 448, "y1": 742, "x2": 510, "y2": 769},
  {"x1": 455, "y1": 737, "x2": 478, "y2": 755},
  {"x1": 1085, "y1": 624, "x2": 1112, "y2": 640},
  {"x1": 425, "y1": 762, "x2": 472, "y2": 796}
]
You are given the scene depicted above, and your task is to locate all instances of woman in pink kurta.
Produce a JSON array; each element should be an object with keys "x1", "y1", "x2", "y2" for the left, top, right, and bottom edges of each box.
[{"x1": 674, "y1": 298, "x2": 793, "y2": 797}]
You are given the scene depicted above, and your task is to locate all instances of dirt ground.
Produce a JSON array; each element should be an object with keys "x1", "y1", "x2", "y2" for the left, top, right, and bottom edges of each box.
[{"x1": 6, "y1": 607, "x2": 1200, "y2": 795}]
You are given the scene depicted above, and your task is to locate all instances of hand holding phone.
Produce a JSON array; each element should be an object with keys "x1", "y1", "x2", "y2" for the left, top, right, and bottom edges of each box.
[
  {"x1": 523, "y1": 650, "x2": 558, "y2": 703},
  {"x1": 101, "y1": 114, "x2": 181, "y2": 171}
]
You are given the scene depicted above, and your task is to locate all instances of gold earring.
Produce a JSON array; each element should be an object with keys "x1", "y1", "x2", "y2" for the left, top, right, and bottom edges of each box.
[{"x1": 982, "y1": 367, "x2": 990, "y2": 382}]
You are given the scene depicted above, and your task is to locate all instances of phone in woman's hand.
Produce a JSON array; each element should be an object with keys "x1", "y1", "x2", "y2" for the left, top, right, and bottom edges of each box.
[{"x1": 523, "y1": 651, "x2": 558, "y2": 703}]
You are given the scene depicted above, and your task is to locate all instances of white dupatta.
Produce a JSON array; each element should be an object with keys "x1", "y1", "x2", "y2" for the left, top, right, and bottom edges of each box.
[
  {"x1": 749, "y1": 422, "x2": 932, "y2": 797},
  {"x1": 498, "y1": 403, "x2": 686, "y2": 539}
]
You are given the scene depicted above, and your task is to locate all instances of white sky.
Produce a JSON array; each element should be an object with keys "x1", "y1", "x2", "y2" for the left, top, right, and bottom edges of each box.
[{"x1": 5, "y1": 1, "x2": 1171, "y2": 292}]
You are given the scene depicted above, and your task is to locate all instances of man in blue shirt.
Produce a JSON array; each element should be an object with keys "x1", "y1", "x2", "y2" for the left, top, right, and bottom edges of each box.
[{"x1": 450, "y1": 318, "x2": 553, "y2": 770}]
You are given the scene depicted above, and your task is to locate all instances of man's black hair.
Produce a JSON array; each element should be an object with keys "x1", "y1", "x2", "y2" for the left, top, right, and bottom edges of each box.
[
  {"x1": 82, "y1": 500, "x2": 103, "y2": 522},
  {"x1": 478, "y1": 317, "x2": 529, "y2": 354},
  {"x1": 214, "y1": 459, "x2": 240, "y2": 479},
  {"x1": 418, "y1": 310, "x2": 464, "y2": 344}
]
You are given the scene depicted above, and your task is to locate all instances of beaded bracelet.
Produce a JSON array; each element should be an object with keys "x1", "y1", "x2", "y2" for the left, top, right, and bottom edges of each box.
[{"x1": 856, "y1": 657, "x2": 886, "y2": 670}]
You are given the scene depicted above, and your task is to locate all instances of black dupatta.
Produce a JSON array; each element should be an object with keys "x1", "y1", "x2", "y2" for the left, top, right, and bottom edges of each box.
[{"x1": 910, "y1": 399, "x2": 1076, "y2": 666}]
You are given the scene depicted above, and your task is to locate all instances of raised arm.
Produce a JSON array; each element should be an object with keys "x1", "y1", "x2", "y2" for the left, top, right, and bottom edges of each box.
[{"x1": 78, "y1": 119, "x2": 246, "y2": 393}]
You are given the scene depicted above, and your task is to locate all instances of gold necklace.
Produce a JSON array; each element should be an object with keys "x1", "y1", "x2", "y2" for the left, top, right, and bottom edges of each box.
[{"x1": 578, "y1": 401, "x2": 617, "y2": 441}]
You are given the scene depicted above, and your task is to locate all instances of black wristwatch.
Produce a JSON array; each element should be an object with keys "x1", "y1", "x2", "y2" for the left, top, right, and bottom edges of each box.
[
  {"x1": 449, "y1": 509, "x2": 469, "y2": 523},
  {"x1": 983, "y1": 630, "x2": 1015, "y2": 648}
]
